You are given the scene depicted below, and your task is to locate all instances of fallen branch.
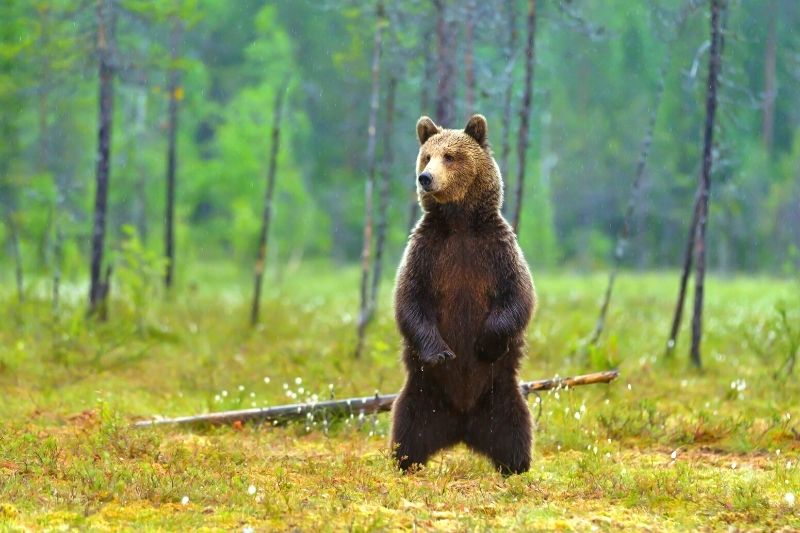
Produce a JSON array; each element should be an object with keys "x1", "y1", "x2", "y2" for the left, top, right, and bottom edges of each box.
[{"x1": 133, "y1": 369, "x2": 619, "y2": 428}]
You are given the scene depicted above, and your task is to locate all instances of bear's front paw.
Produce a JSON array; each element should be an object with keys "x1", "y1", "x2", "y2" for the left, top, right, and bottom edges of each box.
[
  {"x1": 420, "y1": 348, "x2": 456, "y2": 366},
  {"x1": 475, "y1": 334, "x2": 510, "y2": 362}
]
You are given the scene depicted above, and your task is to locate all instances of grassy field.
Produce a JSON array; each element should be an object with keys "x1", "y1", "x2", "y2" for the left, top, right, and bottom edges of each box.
[{"x1": 1, "y1": 265, "x2": 799, "y2": 531}]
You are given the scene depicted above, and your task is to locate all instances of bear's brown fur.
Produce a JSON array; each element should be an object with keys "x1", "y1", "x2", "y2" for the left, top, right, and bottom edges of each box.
[{"x1": 391, "y1": 114, "x2": 536, "y2": 475}]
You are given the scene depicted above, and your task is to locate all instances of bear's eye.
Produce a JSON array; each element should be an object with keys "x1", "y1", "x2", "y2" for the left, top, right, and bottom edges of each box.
[
  {"x1": 423, "y1": 154, "x2": 431, "y2": 163},
  {"x1": 443, "y1": 153, "x2": 454, "y2": 163}
]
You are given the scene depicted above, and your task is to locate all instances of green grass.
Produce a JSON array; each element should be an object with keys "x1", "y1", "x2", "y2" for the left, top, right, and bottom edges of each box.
[{"x1": 1, "y1": 266, "x2": 799, "y2": 530}]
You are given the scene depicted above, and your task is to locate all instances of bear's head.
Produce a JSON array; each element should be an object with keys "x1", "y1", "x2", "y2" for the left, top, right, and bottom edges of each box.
[{"x1": 415, "y1": 114, "x2": 502, "y2": 211}]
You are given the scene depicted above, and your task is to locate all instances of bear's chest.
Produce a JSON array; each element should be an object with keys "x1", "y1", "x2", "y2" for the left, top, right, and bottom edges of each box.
[{"x1": 430, "y1": 234, "x2": 494, "y2": 332}]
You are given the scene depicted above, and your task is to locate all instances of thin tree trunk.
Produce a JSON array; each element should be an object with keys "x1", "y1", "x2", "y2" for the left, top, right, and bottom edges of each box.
[
  {"x1": 588, "y1": 0, "x2": 702, "y2": 347},
  {"x1": 134, "y1": 89, "x2": 148, "y2": 243},
  {"x1": 135, "y1": 370, "x2": 620, "y2": 428},
  {"x1": 434, "y1": 0, "x2": 455, "y2": 126},
  {"x1": 355, "y1": 1, "x2": 384, "y2": 359},
  {"x1": 89, "y1": 0, "x2": 115, "y2": 315},
  {"x1": 38, "y1": 6, "x2": 61, "y2": 311},
  {"x1": 666, "y1": 192, "x2": 702, "y2": 356},
  {"x1": 37, "y1": 6, "x2": 50, "y2": 174},
  {"x1": 164, "y1": 19, "x2": 182, "y2": 290},
  {"x1": 511, "y1": 0, "x2": 537, "y2": 234},
  {"x1": 407, "y1": 32, "x2": 435, "y2": 233},
  {"x1": 7, "y1": 216, "x2": 23, "y2": 303},
  {"x1": 463, "y1": 0, "x2": 476, "y2": 117},
  {"x1": 689, "y1": 0, "x2": 723, "y2": 368},
  {"x1": 52, "y1": 217, "x2": 63, "y2": 308},
  {"x1": 369, "y1": 76, "x2": 396, "y2": 316},
  {"x1": 662, "y1": 0, "x2": 710, "y2": 356},
  {"x1": 500, "y1": 0, "x2": 519, "y2": 203},
  {"x1": 587, "y1": 62, "x2": 667, "y2": 347},
  {"x1": 762, "y1": 0, "x2": 777, "y2": 152},
  {"x1": 52, "y1": 163, "x2": 65, "y2": 312},
  {"x1": 251, "y1": 81, "x2": 288, "y2": 326}
]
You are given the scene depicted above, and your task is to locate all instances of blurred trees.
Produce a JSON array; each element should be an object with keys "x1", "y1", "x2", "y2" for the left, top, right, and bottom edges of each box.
[{"x1": 1, "y1": 0, "x2": 800, "y2": 295}]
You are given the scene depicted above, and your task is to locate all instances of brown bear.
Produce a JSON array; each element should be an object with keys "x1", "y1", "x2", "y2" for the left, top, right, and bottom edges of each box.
[{"x1": 391, "y1": 113, "x2": 536, "y2": 475}]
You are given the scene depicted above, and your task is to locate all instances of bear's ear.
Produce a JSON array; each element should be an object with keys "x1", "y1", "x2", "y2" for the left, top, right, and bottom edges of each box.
[
  {"x1": 416, "y1": 116, "x2": 439, "y2": 145},
  {"x1": 464, "y1": 114, "x2": 488, "y2": 148}
]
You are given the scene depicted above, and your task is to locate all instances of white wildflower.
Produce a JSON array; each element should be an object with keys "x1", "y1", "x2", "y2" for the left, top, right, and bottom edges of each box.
[
  {"x1": 181, "y1": 496, "x2": 189, "y2": 505},
  {"x1": 730, "y1": 379, "x2": 746, "y2": 392},
  {"x1": 785, "y1": 492, "x2": 795, "y2": 507},
  {"x1": 247, "y1": 485, "x2": 256, "y2": 495}
]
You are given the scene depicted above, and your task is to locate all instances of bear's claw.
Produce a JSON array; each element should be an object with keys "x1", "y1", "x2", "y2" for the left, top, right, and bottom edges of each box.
[{"x1": 421, "y1": 349, "x2": 456, "y2": 366}]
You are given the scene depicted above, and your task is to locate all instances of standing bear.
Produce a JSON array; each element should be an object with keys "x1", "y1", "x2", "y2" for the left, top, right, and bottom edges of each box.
[{"x1": 391, "y1": 114, "x2": 536, "y2": 475}]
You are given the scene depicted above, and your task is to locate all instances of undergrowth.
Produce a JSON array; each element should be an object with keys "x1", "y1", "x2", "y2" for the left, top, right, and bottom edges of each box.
[{"x1": 0, "y1": 266, "x2": 798, "y2": 530}]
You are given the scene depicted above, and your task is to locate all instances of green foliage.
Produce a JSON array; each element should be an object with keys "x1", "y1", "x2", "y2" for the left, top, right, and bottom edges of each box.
[
  {"x1": 116, "y1": 225, "x2": 166, "y2": 331},
  {"x1": 2, "y1": 0, "x2": 800, "y2": 277}
]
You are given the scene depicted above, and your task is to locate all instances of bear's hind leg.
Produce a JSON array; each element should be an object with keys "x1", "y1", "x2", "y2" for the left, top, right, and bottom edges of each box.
[
  {"x1": 391, "y1": 384, "x2": 461, "y2": 472},
  {"x1": 464, "y1": 380, "x2": 532, "y2": 475}
]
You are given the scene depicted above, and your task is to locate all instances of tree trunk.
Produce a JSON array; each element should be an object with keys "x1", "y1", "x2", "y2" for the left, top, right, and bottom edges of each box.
[
  {"x1": 134, "y1": 88, "x2": 148, "y2": 243},
  {"x1": 407, "y1": 31, "x2": 435, "y2": 234},
  {"x1": 89, "y1": 0, "x2": 115, "y2": 316},
  {"x1": 37, "y1": 6, "x2": 50, "y2": 174},
  {"x1": 762, "y1": 0, "x2": 777, "y2": 152},
  {"x1": 588, "y1": 0, "x2": 701, "y2": 347},
  {"x1": 588, "y1": 60, "x2": 667, "y2": 347},
  {"x1": 689, "y1": 0, "x2": 723, "y2": 368},
  {"x1": 666, "y1": 192, "x2": 702, "y2": 356},
  {"x1": 135, "y1": 370, "x2": 619, "y2": 428},
  {"x1": 511, "y1": 0, "x2": 537, "y2": 234},
  {"x1": 500, "y1": 0, "x2": 519, "y2": 204},
  {"x1": 37, "y1": 6, "x2": 62, "y2": 312},
  {"x1": 663, "y1": 0, "x2": 711, "y2": 356},
  {"x1": 7, "y1": 215, "x2": 23, "y2": 303},
  {"x1": 463, "y1": 0, "x2": 476, "y2": 117},
  {"x1": 52, "y1": 215, "x2": 62, "y2": 313},
  {"x1": 369, "y1": 75, "x2": 396, "y2": 316},
  {"x1": 434, "y1": 0, "x2": 455, "y2": 126},
  {"x1": 164, "y1": 19, "x2": 182, "y2": 290},
  {"x1": 251, "y1": 81, "x2": 288, "y2": 326},
  {"x1": 355, "y1": 1, "x2": 384, "y2": 359}
]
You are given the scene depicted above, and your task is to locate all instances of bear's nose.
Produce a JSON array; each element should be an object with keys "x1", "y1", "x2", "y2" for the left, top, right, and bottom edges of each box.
[{"x1": 418, "y1": 171, "x2": 433, "y2": 191}]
